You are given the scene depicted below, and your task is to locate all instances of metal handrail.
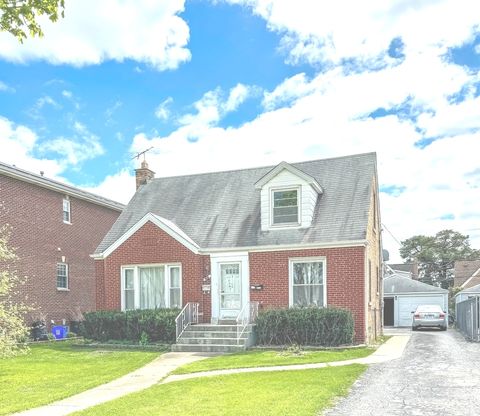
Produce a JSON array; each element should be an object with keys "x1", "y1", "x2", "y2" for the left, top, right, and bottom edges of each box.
[
  {"x1": 175, "y1": 302, "x2": 199, "y2": 340},
  {"x1": 236, "y1": 301, "x2": 259, "y2": 344}
]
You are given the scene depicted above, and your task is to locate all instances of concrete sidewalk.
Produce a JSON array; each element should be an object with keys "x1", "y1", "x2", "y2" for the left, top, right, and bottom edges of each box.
[
  {"x1": 13, "y1": 352, "x2": 214, "y2": 416},
  {"x1": 13, "y1": 335, "x2": 410, "y2": 416},
  {"x1": 163, "y1": 335, "x2": 411, "y2": 384}
]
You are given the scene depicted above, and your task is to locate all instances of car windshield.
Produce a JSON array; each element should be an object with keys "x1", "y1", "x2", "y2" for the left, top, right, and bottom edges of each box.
[{"x1": 416, "y1": 305, "x2": 442, "y2": 312}]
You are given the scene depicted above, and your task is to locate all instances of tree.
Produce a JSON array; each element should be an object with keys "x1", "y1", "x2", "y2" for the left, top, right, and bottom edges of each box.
[
  {"x1": 0, "y1": 225, "x2": 30, "y2": 358},
  {"x1": 400, "y1": 229, "x2": 480, "y2": 288},
  {"x1": 0, "y1": 0, "x2": 65, "y2": 42}
]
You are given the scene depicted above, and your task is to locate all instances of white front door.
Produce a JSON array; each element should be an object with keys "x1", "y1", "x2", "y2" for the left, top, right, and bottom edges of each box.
[
  {"x1": 219, "y1": 262, "x2": 242, "y2": 319},
  {"x1": 210, "y1": 252, "x2": 250, "y2": 323}
]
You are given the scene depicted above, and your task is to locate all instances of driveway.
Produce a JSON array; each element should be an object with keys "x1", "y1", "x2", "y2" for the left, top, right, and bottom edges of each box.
[{"x1": 325, "y1": 329, "x2": 480, "y2": 416}]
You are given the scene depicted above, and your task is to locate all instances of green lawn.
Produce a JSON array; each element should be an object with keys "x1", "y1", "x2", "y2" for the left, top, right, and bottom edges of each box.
[
  {"x1": 77, "y1": 364, "x2": 366, "y2": 416},
  {"x1": 0, "y1": 342, "x2": 160, "y2": 415},
  {"x1": 172, "y1": 347, "x2": 373, "y2": 374}
]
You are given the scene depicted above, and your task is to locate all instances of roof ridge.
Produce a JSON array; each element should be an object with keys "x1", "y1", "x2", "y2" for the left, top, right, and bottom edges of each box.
[{"x1": 153, "y1": 152, "x2": 377, "y2": 180}]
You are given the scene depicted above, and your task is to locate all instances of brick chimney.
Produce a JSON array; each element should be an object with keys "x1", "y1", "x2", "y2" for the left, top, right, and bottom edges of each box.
[{"x1": 135, "y1": 160, "x2": 155, "y2": 190}]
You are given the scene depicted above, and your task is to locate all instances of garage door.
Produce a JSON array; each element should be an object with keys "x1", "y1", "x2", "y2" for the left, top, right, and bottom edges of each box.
[{"x1": 398, "y1": 295, "x2": 446, "y2": 327}]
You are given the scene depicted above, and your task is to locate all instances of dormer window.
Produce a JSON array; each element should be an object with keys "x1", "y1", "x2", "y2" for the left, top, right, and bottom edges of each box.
[
  {"x1": 272, "y1": 188, "x2": 299, "y2": 226},
  {"x1": 255, "y1": 161, "x2": 323, "y2": 231}
]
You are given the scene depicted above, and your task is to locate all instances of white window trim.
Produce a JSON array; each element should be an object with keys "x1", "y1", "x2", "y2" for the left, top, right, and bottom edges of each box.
[
  {"x1": 120, "y1": 263, "x2": 182, "y2": 311},
  {"x1": 56, "y1": 262, "x2": 69, "y2": 290},
  {"x1": 63, "y1": 198, "x2": 71, "y2": 224},
  {"x1": 288, "y1": 257, "x2": 327, "y2": 307},
  {"x1": 270, "y1": 186, "x2": 301, "y2": 228}
]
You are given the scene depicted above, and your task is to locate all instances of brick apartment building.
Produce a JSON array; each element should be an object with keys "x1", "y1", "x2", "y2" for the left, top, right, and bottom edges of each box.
[{"x1": 0, "y1": 161, "x2": 124, "y2": 326}]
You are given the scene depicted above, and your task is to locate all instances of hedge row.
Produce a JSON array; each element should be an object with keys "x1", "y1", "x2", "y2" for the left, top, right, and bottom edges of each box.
[
  {"x1": 78, "y1": 309, "x2": 179, "y2": 343},
  {"x1": 255, "y1": 307, "x2": 354, "y2": 346}
]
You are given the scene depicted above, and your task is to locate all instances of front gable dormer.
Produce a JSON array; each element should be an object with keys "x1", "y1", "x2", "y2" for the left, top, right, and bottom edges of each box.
[{"x1": 255, "y1": 162, "x2": 323, "y2": 231}]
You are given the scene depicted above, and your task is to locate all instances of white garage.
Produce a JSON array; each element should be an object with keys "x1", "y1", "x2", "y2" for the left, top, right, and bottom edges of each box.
[{"x1": 383, "y1": 274, "x2": 449, "y2": 327}]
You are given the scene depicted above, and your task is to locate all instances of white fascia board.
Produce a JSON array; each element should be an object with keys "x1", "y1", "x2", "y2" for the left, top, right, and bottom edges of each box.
[
  {"x1": 254, "y1": 161, "x2": 323, "y2": 194},
  {"x1": 203, "y1": 240, "x2": 367, "y2": 254},
  {"x1": 96, "y1": 213, "x2": 200, "y2": 259}
]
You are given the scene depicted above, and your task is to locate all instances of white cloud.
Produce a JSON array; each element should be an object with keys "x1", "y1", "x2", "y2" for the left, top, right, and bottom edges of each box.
[
  {"x1": 155, "y1": 97, "x2": 173, "y2": 121},
  {"x1": 82, "y1": 169, "x2": 136, "y2": 205},
  {"x1": 0, "y1": 116, "x2": 63, "y2": 177},
  {"x1": 417, "y1": 95, "x2": 480, "y2": 137},
  {"x1": 224, "y1": 0, "x2": 480, "y2": 66},
  {"x1": 262, "y1": 73, "x2": 314, "y2": 110},
  {"x1": 0, "y1": 116, "x2": 126, "y2": 204},
  {"x1": 61, "y1": 90, "x2": 81, "y2": 110},
  {"x1": 177, "y1": 83, "x2": 254, "y2": 135},
  {"x1": 105, "y1": 100, "x2": 123, "y2": 125},
  {"x1": 224, "y1": 84, "x2": 252, "y2": 112},
  {"x1": 40, "y1": 121, "x2": 104, "y2": 166},
  {"x1": 0, "y1": 81, "x2": 15, "y2": 93},
  {"x1": 0, "y1": 0, "x2": 190, "y2": 71}
]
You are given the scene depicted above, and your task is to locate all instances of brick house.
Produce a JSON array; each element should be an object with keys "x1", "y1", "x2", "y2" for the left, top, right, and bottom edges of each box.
[
  {"x1": 94, "y1": 153, "x2": 382, "y2": 344},
  {"x1": 453, "y1": 260, "x2": 480, "y2": 288},
  {"x1": 0, "y1": 161, "x2": 124, "y2": 327}
]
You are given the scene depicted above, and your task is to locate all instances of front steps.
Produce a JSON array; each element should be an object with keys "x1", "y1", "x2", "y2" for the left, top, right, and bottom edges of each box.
[{"x1": 172, "y1": 324, "x2": 255, "y2": 353}]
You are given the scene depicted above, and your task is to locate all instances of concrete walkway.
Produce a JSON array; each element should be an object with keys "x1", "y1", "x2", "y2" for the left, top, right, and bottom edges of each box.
[
  {"x1": 162, "y1": 335, "x2": 410, "y2": 384},
  {"x1": 13, "y1": 335, "x2": 410, "y2": 416},
  {"x1": 13, "y1": 352, "x2": 214, "y2": 416}
]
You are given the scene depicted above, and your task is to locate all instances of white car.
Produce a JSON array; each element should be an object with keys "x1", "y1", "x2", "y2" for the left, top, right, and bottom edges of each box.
[{"x1": 412, "y1": 304, "x2": 447, "y2": 331}]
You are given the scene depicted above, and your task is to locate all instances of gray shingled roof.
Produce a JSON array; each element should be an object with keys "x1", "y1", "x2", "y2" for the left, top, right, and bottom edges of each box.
[
  {"x1": 457, "y1": 283, "x2": 480, "y2": 295},
  {"x1": 95, "y1": 152, "x2": 377, "y2": 254},
  {"x1": 384, "y1": 274, "x2": 448, "y2": 294}
]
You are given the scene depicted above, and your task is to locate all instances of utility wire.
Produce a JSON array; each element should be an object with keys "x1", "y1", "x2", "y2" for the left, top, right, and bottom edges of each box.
[{"x1": 382, "y1": 223, "x2": 402, "y2": 246}]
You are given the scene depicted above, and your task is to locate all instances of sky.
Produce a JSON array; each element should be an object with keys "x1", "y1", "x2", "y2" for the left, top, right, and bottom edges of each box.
[{"x1": 0, "y1": 0, "x2": 479, "y2": 262}]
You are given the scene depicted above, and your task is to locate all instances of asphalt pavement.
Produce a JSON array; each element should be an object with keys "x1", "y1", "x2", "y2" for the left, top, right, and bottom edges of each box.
[{"x1": 324, "y1": 329, "x2": 480, "y2": 416}]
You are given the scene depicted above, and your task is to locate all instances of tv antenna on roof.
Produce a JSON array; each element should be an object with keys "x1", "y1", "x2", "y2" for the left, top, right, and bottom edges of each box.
[{"x1": 131, "y1": 146, "x2": 154, "y2": 162}]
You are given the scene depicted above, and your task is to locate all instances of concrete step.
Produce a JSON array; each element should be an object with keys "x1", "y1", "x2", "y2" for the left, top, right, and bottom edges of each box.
[
  {"x1": 172, "y1": 343, "x2": 246, "y2": 353},
  {"x1": 182, "y1": 330, "x2": 250, "y2": 339},
  {"x1": 218, "y1": 319, "x2": 237, "y2": 325},
  {"x1": 177, "y1": 337, "x2": 247, "y2": 346},
  {"x1": 187, "y1": 324, "x2": 254, "y2": 333}
]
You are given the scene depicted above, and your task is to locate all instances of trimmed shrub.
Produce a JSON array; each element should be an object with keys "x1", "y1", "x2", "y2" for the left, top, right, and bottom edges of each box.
[
  {"x1": 79, "y1": 309, "x2": 179, "y2": 343},
  {"x1": 255, "y1": 307, "x2": 354, "y2": 347}
]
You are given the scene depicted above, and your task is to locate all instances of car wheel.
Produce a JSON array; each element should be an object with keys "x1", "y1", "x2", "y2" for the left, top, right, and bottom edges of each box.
[
  {"x1": 412, "y1": 326, "x2": 417, "y2": 331},
  {"x1": 441, "y1": 326, "x2": 447, "y2": 331}
]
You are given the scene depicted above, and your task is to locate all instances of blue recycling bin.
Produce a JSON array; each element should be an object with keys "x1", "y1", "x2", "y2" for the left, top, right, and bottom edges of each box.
[{"x1": 52, "y1": 325, "x2": 68, "y2": 340}]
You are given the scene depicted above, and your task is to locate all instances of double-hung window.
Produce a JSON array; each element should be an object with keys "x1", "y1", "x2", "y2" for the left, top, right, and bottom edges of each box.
[
  {"x1": 122, "y1": 264, "x2": 182, "y2": 310},
  {"x1": 63, "y1": 198, "x2": 71, "y2": 223},
  {"x1": 289, "y1": 258, "x2": 326, "y2": 307},
  {"x1": 56, "y1": 263, "x2": 69, "y2": 290},
  {"x1": 124, "y1": 269, "x2": 135, "y2": 310},
  {"x1": 271, "y1": 188, "x2": 299, "y2": 226}
]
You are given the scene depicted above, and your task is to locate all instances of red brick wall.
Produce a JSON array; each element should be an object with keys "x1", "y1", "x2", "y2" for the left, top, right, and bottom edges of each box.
[
  {"x1": 97, "y1": 221, "x2": 211, "y2": 321},
  {"x1": 98, "y1": 219, "x2": 366, "y2": 342},
  {"x1": 249, "y1": 247, "x2": 366, "y2": 343},
  {"x1": 0, "y1": 174, "x2": 121, "y2": 327}
]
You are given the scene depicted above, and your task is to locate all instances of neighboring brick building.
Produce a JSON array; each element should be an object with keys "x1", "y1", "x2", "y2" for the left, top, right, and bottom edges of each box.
[
  {"x1": 0, "y1": 161, "x2": 124, "y2": 327},
  {"x1": 454, "y1": 260, "x2": 480, "y2": 288},
  {"x1": 94, "y1": 153, "x2": 382, "y2": 344}
]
